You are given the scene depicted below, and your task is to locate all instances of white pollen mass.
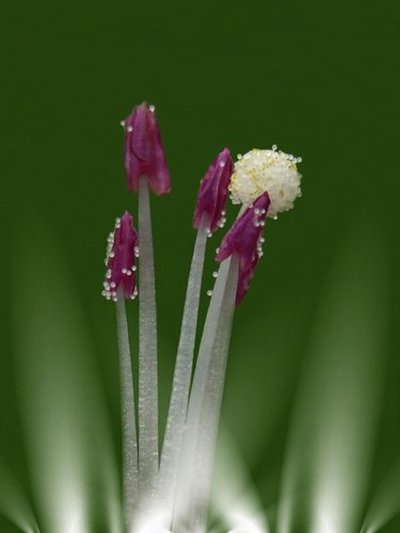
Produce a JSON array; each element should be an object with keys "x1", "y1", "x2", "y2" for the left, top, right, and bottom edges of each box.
[{"x1": 229, "y1": 147, "x2": 302, "y2": 218}]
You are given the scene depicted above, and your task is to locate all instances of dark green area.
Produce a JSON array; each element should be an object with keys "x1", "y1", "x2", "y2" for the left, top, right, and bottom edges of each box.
[{"x1": 1, "y1": 0, "x2": 399, "y2": 531}]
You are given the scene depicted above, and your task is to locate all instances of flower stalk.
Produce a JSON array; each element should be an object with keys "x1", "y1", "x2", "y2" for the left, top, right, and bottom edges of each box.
[
  {"x1": 138, "y1": 176, "x2": 159, "y2": 502},
  {"x1": 116, "y1": 291, "x2": 139, "y2": 531},
  {"x1": 158, "y1": 216, "x2": 208, "y2": 508},
  {"x1": 159, "y1": 148, "x2": 234, "y2": 519},
  {"x1": 177, "y1": 255, "x2": 240, "y2": 533}
]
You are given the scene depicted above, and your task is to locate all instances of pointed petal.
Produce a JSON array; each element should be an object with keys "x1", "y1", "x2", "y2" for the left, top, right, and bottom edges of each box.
[
  {"x1": 193, "y1": 148, "x2": 233, "y2": 233},
  {"x1": 103, "y1": 211, "x2": 138, "y2": 301},
  {"x1": 216, "y1": 193, "x2": 270, "y2": 304},
  {"x1": 123, "y1": 103, "x2": 171, "y2": 195}
]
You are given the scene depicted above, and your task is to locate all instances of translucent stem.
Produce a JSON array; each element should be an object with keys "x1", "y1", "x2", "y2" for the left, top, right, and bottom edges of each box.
[
  {"x1": 138, "y1": 176, "x2": 159, "y2": 502},
  {"x1": 116, "y1": 291, "x2": 138, "y2": 531},
  {"x1": 159, "y1": 218, "x2": 209, "y2": 515},
  {"x1": 174, "y1": 256, "x2": 239, "y2": 531}
]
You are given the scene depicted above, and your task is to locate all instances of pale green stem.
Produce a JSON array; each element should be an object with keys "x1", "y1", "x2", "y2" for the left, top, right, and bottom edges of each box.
[
  {"x1": 187, "y1": 255, "x2": 239, "y2": 532},
  {"x1": 116, "y1": 291, "x2": 138, "y2": 531},
  {"x1": 173, "y1": 256, "x2": 239, "y2": 531},
  {"x1": 138, "y1": 176, "x2": 159, "y2": 502},
  {"x1": 158, "y1": 217, "x2": 209, "y2": 516}
]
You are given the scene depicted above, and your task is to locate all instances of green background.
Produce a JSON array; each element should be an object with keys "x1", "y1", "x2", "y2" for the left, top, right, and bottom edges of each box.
[{"x1": 1, "y1": 0, "x2": 399, "y2": 531}]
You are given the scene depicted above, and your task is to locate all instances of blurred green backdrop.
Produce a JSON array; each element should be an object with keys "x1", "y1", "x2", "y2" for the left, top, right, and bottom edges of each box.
[{"x1": 1, "y1": 0, "x2": 399, "y2": 531}]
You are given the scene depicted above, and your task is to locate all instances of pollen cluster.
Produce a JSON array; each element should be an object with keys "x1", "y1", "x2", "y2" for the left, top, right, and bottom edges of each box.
[{"x1": 229, "y1": 146, "x2": 302, "y2": 218}]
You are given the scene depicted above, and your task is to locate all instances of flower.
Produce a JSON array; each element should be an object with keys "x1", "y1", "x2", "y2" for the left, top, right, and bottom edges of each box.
[
  {"x1": 123, "y1": 102, "x2": 171, "y2": 195},
  {"x1": 229, "y1": 146, "x2": 302, "y2": 218},
  {"x1": 193, "y1": 148, "x2": 233, "y2": 234},
  {"x1": 216, "y1": 193, "x2": 270, "y2": 304},
  {"x1": 108, "y1": 105, "x2": 302, "y2": 531},
  {"x1": 102, "y1": 211, "x2": 138, "y2": 301}
]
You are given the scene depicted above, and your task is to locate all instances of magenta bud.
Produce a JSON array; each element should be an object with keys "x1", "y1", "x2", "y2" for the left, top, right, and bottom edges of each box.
[
  {"x1": 103, "y1": 211, "x2": 138, "y2": 301},
  {"x1": 193, "y1": 148, "x2": 233, "y2": 234},
  {"x1": 216, "y1": 192, "x2": 270, "y2": 305},
  {"x1": 123, "y1": 102, "x2": 171, "y2": 195}
]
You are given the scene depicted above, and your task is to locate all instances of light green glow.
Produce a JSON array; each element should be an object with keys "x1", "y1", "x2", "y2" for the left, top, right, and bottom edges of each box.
[
  {"x1": 7, "y1": 217, "x2": 392, "y2": 533},
  {"x1": 13, "y1": 224, "x2": 121, "y2": 533},
  {"x1": 0, "y1": 463, "x2": 39, "y2": 533},
  {"x1": 212, "y1": 428, "x2": 269, "y2": 533},
  {"x1": 277, "y1": 225, "x2": 387, "y2": 533},
  {"x1": 361, "y1": 461, "x2": 400, "y2": 533}
]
